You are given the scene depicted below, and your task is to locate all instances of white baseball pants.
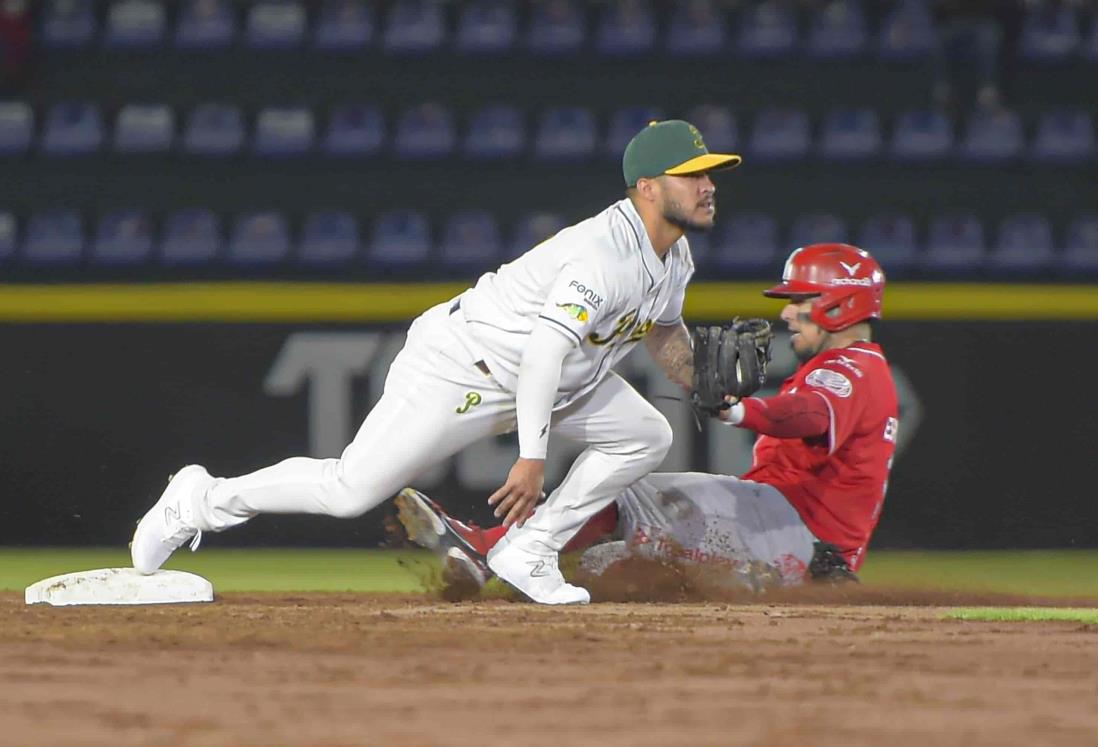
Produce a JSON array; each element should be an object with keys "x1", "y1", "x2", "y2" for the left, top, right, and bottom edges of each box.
[
  {"x1": 612, "y1": 472, "x2": 818, "y2": 586},
  {"x1": 193, "y1": 301, "x2": 672, "y2": 553}
]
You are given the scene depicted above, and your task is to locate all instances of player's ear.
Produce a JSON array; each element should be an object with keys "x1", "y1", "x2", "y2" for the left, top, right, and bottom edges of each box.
[{"x1": 634, "y1": 177, "x2": 658, "y2": 202}]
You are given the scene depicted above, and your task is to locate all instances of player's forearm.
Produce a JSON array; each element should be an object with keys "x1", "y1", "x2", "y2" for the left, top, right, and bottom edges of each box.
[
  {"x1": 722, "y1": 391, "x2": 830, "y2": 438},
  {"x1": 515, "y1": 323, "x2": 573, "y2": 459},
  {"x1": 645, "y1": 320, "x2": 693, "y2": 390}
]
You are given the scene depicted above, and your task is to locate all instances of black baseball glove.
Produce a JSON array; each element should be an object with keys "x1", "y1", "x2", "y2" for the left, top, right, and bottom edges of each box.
[{"x1": 690, "y1": 318, "x2": 773, "y2": 422}]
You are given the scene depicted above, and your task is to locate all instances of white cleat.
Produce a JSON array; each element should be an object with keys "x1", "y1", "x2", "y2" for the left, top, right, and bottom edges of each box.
[
  {"x1": 486, "y1": 534, "x2": 590, "y2": 605},
  {"x1": 130, "y1": 465, "x2": 213, "y2": 575}
]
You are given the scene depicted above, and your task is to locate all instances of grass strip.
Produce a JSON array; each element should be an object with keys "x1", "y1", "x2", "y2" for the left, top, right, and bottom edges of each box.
[{"x1": 945, "y1": 607, "x2": 1098, "y2": 623}]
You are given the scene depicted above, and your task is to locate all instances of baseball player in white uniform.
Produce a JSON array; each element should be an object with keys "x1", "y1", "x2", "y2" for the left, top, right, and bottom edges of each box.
[{"x1": 131, "y1": 120, "x2": 741, "y2": 605}]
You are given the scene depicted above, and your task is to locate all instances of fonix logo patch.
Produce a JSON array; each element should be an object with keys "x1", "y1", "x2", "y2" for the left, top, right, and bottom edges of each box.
[{"x1": 567, "y1": 280, "x2": 604, "y2": 309}]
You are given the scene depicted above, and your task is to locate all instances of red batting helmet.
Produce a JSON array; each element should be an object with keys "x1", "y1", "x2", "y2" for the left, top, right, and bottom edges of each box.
[{"x1": 763, "y1": 243, "x2": 885, "y2": 332}]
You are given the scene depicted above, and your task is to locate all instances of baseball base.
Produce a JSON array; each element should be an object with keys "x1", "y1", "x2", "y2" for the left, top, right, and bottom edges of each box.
[{"x1": 25, "y1": 568, "x2": 214, "y2": 606}]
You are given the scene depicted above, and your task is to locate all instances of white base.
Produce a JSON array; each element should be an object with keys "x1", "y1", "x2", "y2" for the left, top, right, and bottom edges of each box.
[{"x1": 25, "y1": 568, "x2": 214, "y2": 606}]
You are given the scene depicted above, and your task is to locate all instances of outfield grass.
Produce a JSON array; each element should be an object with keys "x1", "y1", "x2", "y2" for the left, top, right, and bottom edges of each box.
[
  {"x1": 0, "y1": 548, "x2": 431, "y2": 593},
  {"x1": 4, "y1": 548, "x2": 1098, "y2": 597},
  {"x1": 857, "y1": 550, "x2": 1098, "y2": 598},
  {"x1": 945, "y1": 607, "x2": 1098, "y2": 623}
]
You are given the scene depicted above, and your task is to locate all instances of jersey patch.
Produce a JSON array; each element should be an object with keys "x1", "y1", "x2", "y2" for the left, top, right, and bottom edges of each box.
[
  {"x1": 566, "y1": 280, "x2": 604, "y2": 309},
  {"x1": 805, "y1": 368, "x2": 853, "y2": 398},
  {"x1": 556, "y1": 302, "x2": 589, "y2": 322}
]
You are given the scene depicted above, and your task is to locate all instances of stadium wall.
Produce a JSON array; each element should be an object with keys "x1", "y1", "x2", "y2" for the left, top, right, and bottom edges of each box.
[{"x1": 2, "y1": 281, "x2": 1095, "y2": 551}]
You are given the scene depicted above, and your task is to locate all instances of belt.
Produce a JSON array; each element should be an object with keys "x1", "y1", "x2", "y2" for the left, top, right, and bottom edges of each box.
[{"x1": 449, "y1": 298, "x2": 491, "y2": 377}]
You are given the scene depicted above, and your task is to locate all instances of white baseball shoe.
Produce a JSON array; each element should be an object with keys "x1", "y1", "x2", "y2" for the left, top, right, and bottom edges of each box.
[
  {"x1": 486, "y1": 533, "x2": 590, "y2": 605},
  {"x1": 130, "y1": 465, "x2": 213, "y2": 575}
]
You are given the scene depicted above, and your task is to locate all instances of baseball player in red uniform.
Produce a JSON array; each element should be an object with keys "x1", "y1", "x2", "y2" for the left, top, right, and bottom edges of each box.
[{"x1": 397, "y1": 243, "x2": 899, "y2": 592}]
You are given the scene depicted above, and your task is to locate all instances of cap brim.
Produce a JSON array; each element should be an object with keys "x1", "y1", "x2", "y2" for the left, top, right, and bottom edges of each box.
[{"x1": 664, "y1": 152, "x2": 742, "y2": 176}]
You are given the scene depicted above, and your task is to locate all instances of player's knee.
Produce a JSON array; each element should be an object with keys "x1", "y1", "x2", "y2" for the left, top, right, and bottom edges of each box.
[
  {"x1": 320, "y1": 459, "x2": 383, "y2": 519},
  {"x1": 637, "y1": 414, "x2": 674, "y2": 467}
]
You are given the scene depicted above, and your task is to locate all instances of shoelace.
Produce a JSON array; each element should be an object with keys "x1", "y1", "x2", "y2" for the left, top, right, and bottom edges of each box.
[{"x1": 162, "y1": 511, "x2": 203, "y2": 552}]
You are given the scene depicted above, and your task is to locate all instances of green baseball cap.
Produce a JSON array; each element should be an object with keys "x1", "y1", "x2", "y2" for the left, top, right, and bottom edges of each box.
[{"x1": 622, "y1": 119, "x2": 742, "y2": 187}]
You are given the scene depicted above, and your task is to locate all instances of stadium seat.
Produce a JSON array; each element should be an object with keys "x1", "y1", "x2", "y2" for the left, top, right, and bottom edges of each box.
[
  {"x1": 92, "y1": 209, "x2": 154, "y2": 264},
  {"x1": 597, "y1": 0, "x2": 657, "y2": 57},
  {"x1": 748, "y1": 108, "x2": 811, "y2": 162},
  {"x1": 245, "y1": 1, "x2": 306, "y2": 50},
  {"x1": 113, "y1": 104, "x2": 174, "y2": 154},
  {"x1": 707, "y1": 213, "x2": 780, "y2": 276},
  {"x1": 923, "y1": 214, "x2": 986, "y2": 275},
  {"x1": 858, "y1": 213, "x2": 918, "y2": 277},
  {"x1": 890, "y1": 109, "x2": 953, "y2": 161},
  {"x1": 182, "y1": 103, "x2": 245, "y2": 156},
  {"x1": 1031, "y1": 109, "x2": 1095, "y2": 164},
  {"x1": 322, "y1": 104, "x2": 385, "y2": 156},
  {"x1": 463, "y1": 105, "x2": 526, "y2": 160},
  {"x1": 0, "y1": 102, "x2": 34, "y2": 155},
  {"x1": 455, "y1": 0, "x2": 518, "y2": 55},
  {"x1": 510, "y1": 211, "x2": 566, "y2": 258},
  {"x1": 1019, "y1": 3, "x2": 1080, "y2": 62},
  {"x1": 1083, "y1": 16, "x2": 1098, "y2": 62},
  {"x1": 1062, "y1": 215, "x2": 1098, "y2": 275},
  {"x1": 253, "y1": 106, "x2": 315, "y2": 157},
  {"x1": 526, "y1": 0, "x2": 586, "y2": 55},
  {"x1": 605, "y1": 106, "x2": 665, "y2": 158},
  {"x1": 40, "y1": 102, "x2": 104, "y2": 156},
  {"x1": 393, "y1": 103, "x2": 456, "y2": 159},
  {"x1": 819, "y1": 108, "x2": 882, "y2": 161},
  {"x1": 736, "y1": 0, "x2": 797, "y2": 59},
  {"x1": 959, "y1": 107, "x2": 1024, "y2": 163},
  {"x1": 877, "y1": 0, "x2": 936, "y2": 61},
  {"x1": 102, "y1": 0, "x2": 166, "y2": 49},
  {"x1": 383, "y1": 0, "x2": 446, "y2": 55},
  {"x1": 312, "y1": 0, "x2": 374, "y2": 52},
  {"x1": 666, "y1": 0, "x2": 728, "y2": 56},
  {"x1": 369, "y1": 210, "x2": 432, "y2": 267},
  {"x1": 175, "y1": 0, "x2": 236, "y2": 50},
  {"x1": 41, "y1": 0, "x2": 96, "y2": 50},
  {"x1": 791, "y1": 213, "x2": 849, "y2": 247},
  {"x1": 23, "y1": 209, "x2": 84, "y2": 265},
  {"x1": 684, "y1": 104, "x2": 739, "y2": 153},
  {"x1": 227, "y1": 211, "x2": 292, "y2": 265},
  {"x1": 439, "y1": 211, "x2": 503, "y2": 273},
  {"x1": 807, "y1": 0, "x2": 867, "y2": 60},
  {"x1": 161, "y1": 208, "x2": 223, "y2": 265},
  {"x1": 0, "y1": 212, "x2": 16, "y2": 262},
  {"x1": 989, "y1": 213, "x2": 1054, "y2": 276},
  {"x1": 299, "y1": 210, "x2": 360, "y2": 265},
  {"x1": 534, "y1": 106, "x2": 597, "y2": 160}
]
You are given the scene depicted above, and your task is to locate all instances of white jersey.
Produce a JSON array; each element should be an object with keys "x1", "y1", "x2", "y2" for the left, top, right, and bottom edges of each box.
[{"x1": 457, "y1": 198, "x2": 695, "y2": 409}]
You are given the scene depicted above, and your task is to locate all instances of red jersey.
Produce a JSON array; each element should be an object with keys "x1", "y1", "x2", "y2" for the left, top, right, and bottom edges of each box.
[{"x1": 740, "y1": 342, "x2": 898, "y2": 570}]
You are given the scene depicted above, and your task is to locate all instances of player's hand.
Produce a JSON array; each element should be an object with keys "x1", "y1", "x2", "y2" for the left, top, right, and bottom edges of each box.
[
  {"x1": 717, "y1": 394, "x2": 741, "y2": 421},
  {"x1": 488, "y1": 458, "x2": 545, "y2": 528}
]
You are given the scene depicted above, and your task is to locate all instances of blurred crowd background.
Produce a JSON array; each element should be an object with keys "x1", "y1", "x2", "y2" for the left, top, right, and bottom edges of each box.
[{"x1": 0, "y1": 0, "x2": 1095, "y2": 282}]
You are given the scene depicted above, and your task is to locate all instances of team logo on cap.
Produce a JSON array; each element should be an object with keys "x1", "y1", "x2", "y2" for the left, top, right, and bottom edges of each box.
[
  {"x1": 557, "y1": 303, "x2": 589, "y2": 322},
  {"x1": 688, "y1": 124, "x2": 705, "y2": 149}
]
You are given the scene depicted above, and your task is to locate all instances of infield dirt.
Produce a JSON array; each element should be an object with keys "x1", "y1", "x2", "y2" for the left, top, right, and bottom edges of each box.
[{"x1": 3, "y1": 586, "x2": 1098, "y2": 747}]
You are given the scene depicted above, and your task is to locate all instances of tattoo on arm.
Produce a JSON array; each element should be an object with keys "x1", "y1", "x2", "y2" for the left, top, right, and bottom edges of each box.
[{"x1": 646, "y1": 321, "x2": 693, "y2": 390}]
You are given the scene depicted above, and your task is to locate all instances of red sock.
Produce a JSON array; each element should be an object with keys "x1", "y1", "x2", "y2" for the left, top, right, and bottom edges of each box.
[
  {"x1": 563, "y1": 503, "x2": 620, "y2": 554},
  {"x1": 478, "y1": 524, "x2": 508, "y2": 553},
  {"x1": 478, "y1": 503, "x2": 620, "y2": 555}
]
